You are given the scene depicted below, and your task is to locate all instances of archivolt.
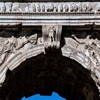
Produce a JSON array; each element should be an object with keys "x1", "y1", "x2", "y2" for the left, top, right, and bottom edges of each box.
[
  {"x1": 0, "y1": 49, "x2": 99, "y2": 100},
  {"x1": 0, "y1": 44, "x2": 45, "y2": 85},
  {"x1": 61, "y1": 45, "x2": 100, "y2": 93}
]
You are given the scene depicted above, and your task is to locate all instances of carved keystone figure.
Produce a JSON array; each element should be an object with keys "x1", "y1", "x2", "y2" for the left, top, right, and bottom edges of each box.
[{"x1": 48, "y1": 27, "x2": 56, "y2": 44}]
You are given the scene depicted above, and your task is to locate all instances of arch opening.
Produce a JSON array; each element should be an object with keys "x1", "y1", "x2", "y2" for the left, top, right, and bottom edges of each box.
[{"x1": 0, "y1": 51, "x2": 99, "y2": 100}]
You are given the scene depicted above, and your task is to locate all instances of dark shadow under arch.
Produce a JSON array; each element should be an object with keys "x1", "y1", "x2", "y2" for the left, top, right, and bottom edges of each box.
[{"x1": 0, "y1": 50, "x2": 99, "y2": 100}]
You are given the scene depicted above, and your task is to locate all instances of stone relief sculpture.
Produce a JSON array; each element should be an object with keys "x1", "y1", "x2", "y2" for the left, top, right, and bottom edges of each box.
[
  {"x1": 87, "y1": 3, "x2": 93, "y2": 12},
  {"x1": 42, "y1": 4, "x2": 45, "y2": 12},
  {"x1": 0, "y1": 2, "x2": 97, "y2": 13},
  {"x1": 20, "y1": 4, "x2": 29, "y2": 12},
  {"x1": 12, "y1": 3, "x2": 20, "y2": 12},
  {"x1": 64, "y1": 33, "x2": 100, "y2": 68},
  {"x1": 37, "y1": 4, "x2": 41, "y2": 12},
  {"x1": 48, "y1": 27, "x2": 56, "y2": 47},
  {"x1": 28, "y1": 4, "x2": 36, "y2": 12},
  {"x1": 0, "y1": 34, "x2": 37, "y2": 65},
  {"x1": 42, "y1": 25, "x2": 62, "y2": 48},
  {"x1": 70, "y1": 3, "x2": 78, "y2": 12},
  {"x1": 82, "y1": 4, "x2": 87, "y2": 12},
  {"x1": 78, "y1": 3, "x2": 82, "y2": 12},
  {"x1": 62, "y1": 34, "x2": 100, "y2": 93},
  {"x1": 0, "y1": 3, "x2": 6, "y2": 12},
  {"x1": 0, "y1": 33, "x2": 44, "y2": 86},
  {"x1": 5, "y1": 2, "x2": 12, "y2": 12},
  {"x1": 47, "y1": 4, "x2": 54, "y2": 12},
  {"x1": 60, "y1": 4, "x2": 63, "y2": 12},
  {"x1": 70, "y1": 34, "x2": 100, "y2": 79},
  {"x1": 0, "y1": 2, "x2": 99, "y2": 96},
  {"x1": 0, "y1": 37, "x2": 15, "y2": 64},
  {"x1": 73, "y1": 4, "x2": 78, "y2": 12},
  {"x1": 55, "y1": 5, "x2": 58, "y2": 12},
  {"x1": 16, "y1": 34, "x2": 37, "y2": 50},
  {"x1": 64, "y1": 4, "x2": 69, "y2": 12}
]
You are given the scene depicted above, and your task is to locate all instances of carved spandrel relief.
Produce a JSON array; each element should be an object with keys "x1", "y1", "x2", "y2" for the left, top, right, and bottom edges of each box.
[
  {"x1": 62, "y1": 33, "x2": 100, "y2": 93},
  {"x1": 0, "y1": 34, "x2": 37, "y2": 65},
  {"x1": 67, "y1": 34, "x2": 100, "y2": 67},
  {"x1": 0, "y1": 33, "x2": 45, "y2": 86}
]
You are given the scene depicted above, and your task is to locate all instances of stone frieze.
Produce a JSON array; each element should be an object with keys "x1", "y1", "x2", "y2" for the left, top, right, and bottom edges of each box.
[{"x1": 0, "y1": 2, "x2": 99, "y2": 13}]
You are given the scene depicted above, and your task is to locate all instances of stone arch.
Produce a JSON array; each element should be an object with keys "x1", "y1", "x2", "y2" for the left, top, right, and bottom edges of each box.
[
  {"x1": 61, "y1": 45, "x2": 100, "y2": 93},
  {"x1": 0, "y1": 44, "x2": 45, "y2": 85},
  {"x1": 0, "y1": 51, "x2": 99, "y2": 100}
]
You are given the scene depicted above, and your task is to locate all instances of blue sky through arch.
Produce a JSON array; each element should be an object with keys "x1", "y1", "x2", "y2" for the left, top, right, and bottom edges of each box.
[{"x1": 21, "y1": 92, "x2": 66, "y2": 100}]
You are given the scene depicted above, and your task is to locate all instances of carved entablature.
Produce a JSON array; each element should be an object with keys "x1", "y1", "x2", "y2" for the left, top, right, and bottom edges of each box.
[{"x1": 0, "y1": 2, "x2": 99, "y2": 13}]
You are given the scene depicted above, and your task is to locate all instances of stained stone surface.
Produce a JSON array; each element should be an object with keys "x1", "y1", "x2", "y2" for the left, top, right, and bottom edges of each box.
[
  {"x1": 0, "y1": 28, "x2": 100, "y2": 99},
  {"x1": 0, "y1": 1, "x2": 99, "y2": 99}
]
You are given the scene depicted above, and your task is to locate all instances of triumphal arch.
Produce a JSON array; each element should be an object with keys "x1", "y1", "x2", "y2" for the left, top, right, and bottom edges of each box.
[{"x1": 0, "y1": 0, "x2": 100, "y2": 100}]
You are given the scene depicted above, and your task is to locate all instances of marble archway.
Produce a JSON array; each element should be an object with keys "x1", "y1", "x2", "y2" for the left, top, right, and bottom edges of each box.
[
  {"x1": 0, "y1": 51, "x2": 99, "y2": 100},
  {"x1": 0, "y1": 28, "x2": 100, "y2": 99}
]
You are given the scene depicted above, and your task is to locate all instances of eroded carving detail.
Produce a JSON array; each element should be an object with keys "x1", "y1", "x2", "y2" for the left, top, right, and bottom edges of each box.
[
  {"x1": 42, "y1": 4, "x2": 45, "y2": 12},
  {"x1": 28, "y1": 3, "x2": 36, "y2": 12},
  {"x1": 64, "y1": 4, "x2": 69, "y2": 12},
  {"x1": 0, "y1": 2, "x2": 97, "y2": 13},
  {"x1": 47, "y1": 4, "x2": 54, "y2": 12},
  {"x1": 0, "y1": 34, "x2": 37, "y2": 65},
  {"x1": 0, "y1": 3, "x2": 6, "y2": 12},
  {"x1": 62, "y1": 34, "x2": 100, "y2": 93},
  {"x1": 12, "y1": 3, "x2": 20, "y2": 12},
  {"x1": 70, "y1": 3, "x2": 78, "y2": 12},
  {"x1": 42, "y1": 25, "x2": 62, "y2": 48}
]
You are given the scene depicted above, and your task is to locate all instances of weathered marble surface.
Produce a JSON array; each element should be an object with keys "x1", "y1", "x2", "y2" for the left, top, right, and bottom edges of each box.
[
  {"x1": 42, "y1": 25, "x2": 62, "y2": 48},
  {"x1": 0, "y1": 33, "x2": 45, "y2": 86},
  {"x1": 0, "y1": 1, "x2": 99, "y2": 96},
  {"x1": 0, "y1": 2, "x2": 97, "y2": 13},
  {"x1": 0, "y1": 29, "x2": 99, "y2": 96},
  {"x1": 0, "y1": 2, "x2": 100, "y2": 26},
  {"x1": 61, "y1": 34, "x2": 100, "y2": 93}
]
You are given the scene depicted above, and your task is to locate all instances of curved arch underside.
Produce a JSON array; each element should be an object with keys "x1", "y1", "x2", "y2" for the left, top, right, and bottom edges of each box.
[{"x1": 0, "y1": 52, "x2": 99, "y2": 100}]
